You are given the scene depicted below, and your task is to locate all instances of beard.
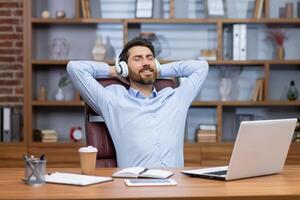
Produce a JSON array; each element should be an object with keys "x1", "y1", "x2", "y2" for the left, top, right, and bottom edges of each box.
[{"x1": 129, "y1": 65, "x2": 157, "y2": 85}]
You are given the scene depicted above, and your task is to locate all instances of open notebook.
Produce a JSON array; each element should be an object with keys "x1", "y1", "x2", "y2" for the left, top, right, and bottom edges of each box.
[
  {"x1": 45, "y1": 172, "x2": 113, "y2": 186},
  {"x1": 112, "y1": 167, "x2": 173, "y2": 179}
]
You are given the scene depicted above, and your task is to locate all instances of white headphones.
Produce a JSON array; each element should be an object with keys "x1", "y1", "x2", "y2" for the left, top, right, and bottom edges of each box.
[{"x1": 115, "y1": 52, "x2": 161, "y2": 78}]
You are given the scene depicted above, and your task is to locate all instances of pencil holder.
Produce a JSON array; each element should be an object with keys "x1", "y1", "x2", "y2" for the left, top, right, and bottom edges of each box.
[{"x1": 24, "y1": 157, "x2": 47, "y2": 185}]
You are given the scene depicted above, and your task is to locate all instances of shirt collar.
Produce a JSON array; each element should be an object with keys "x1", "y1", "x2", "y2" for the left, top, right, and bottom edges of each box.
[{"x1": 128, "y1": 87, "x2": 158, "y2": 99}]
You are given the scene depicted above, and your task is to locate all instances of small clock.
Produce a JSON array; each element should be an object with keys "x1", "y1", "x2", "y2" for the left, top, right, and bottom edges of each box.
[{"x1": 70, "y1": 127, "x2": 83, "y2": 142}]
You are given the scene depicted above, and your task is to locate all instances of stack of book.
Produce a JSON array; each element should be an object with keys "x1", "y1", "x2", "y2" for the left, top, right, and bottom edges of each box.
[
  {"x1": 199, "y1": 49, "x2": 217, "y2": 61},
  {"x1": 196, "y1": 124, "x2": 217, "y2": 143},
  {"x1": 81, "y1": 0, "x2": 91, "y2": 18},
  {"x1": 251, "y1": 78, "x2": 264, "y2": 102},
  {"x1": 33, "y1": 129, "x2": 58, "y2": 143},
  {"x1": 41, "y1": 130, "x2": 58, "y2": 143}
]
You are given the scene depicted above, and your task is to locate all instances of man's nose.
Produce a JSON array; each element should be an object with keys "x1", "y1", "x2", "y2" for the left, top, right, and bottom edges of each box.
[
  {"x1": 142, "y1": 62, "x2": 149, "y2": 67},
  {"x1": 142, "y1": 59, "x2": 151, "y2": 67}
]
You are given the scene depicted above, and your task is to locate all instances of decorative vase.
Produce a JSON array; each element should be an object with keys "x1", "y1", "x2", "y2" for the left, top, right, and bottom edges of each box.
[
  {"x1": 219, "y1": 77, "x2": 232, "y2": 101},
  {"x1": 38, "y1": 86, "x2": 47, "y2": 101},
  {"x1": 92, "y1": 34, "x2": 106, "y2": 61},
  {"x1": 276, "y1": 45, "x2": 285, "y2": 60},
  {"x1": 55, "y1": 87, "x2": 65, "y2": 101},
  {"x1": 287, "y1": 80, "x2": 299, "y2": 101},
  {"x1": 49, "y1": 38, "x2": 70, "y2": 60}
]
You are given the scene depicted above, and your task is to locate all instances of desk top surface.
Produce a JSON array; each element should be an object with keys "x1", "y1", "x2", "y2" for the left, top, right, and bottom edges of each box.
[{"x1": 1, "y1": 166, "x2": 300, "y2": 200}]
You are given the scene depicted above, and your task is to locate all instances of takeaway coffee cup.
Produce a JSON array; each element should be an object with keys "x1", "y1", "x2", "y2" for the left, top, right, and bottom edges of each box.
[{"x1": 78, "y1": 146, "x2": 98, "y2": 175}]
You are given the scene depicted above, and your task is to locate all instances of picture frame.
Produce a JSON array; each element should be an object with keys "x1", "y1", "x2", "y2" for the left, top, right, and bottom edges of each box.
[
  {"x1": 204, "y1": 0, "x2": 226, "y2": 18},
  {"x1": 135, "y1": 0, "x2": 154, "y2": 18}
]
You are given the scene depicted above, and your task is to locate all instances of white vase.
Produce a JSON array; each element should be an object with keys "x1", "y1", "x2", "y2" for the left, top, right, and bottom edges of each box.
[
  {"x1": 55, "y1": 87, "x2": 65, "y2": 101},
  {"x1": 92, "y1": 34, "x2": 106, "y2": 61},
  {"x1": 219, "y1": 78, "x2": 232, "y2": 101}
]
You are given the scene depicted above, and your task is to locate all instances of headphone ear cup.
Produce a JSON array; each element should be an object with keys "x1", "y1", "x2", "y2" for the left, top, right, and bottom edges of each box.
[
  {"x1": 115, "y1": 63, "x2": 122, "y2": 74},
  {"x1": 154, "y1": 59, "x2": 161, "y2": 75},
  {"x1": 119, "y1": 61, "x2": 129, "y2": 77}
]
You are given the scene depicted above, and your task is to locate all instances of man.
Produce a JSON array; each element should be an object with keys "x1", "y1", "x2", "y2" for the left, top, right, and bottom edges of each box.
[{"x1": 67, "y1": 37, "x2": 208, "y2": 168}]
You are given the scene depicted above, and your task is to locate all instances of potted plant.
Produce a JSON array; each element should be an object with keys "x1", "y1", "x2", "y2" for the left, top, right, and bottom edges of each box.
[
  {"x1": 55, "y1": 72, "x2": 71, "y2": 101},
  {"x1": 266, "y1": 29, "x2": 287, "y2": 60}
]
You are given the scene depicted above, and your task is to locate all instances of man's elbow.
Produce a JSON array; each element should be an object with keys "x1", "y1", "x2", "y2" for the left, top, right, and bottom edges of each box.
[
  {"x1": 202, "y1": 60, "x2": 209, "y2": 74},
  {"x1": 194, "y1": 59, "x2": 209, "y2": 73},
  {"x1": 66, "y1": 60, "x2": 78, "y2": 75}
]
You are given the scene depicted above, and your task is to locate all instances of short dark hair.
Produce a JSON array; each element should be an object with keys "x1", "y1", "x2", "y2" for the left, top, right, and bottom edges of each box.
[{"x1": 119, "y1": 37, "x2": 155, "y2": 63}]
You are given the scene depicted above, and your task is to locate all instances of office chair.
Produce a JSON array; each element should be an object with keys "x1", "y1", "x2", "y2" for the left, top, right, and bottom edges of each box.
[{"x1": 85, "y1": 78, "x2": 177, "y2": 167}]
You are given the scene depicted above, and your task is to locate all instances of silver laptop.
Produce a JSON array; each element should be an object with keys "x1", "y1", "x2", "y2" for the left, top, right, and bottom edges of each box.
[{"x1": 181, "y1": 118, "x2": 297, "y2": 181}]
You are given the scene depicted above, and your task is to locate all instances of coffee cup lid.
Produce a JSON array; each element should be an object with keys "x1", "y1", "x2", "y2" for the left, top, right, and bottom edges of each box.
[{"x1": 78, "y1": 146, "x2": 98, "y2": 153}]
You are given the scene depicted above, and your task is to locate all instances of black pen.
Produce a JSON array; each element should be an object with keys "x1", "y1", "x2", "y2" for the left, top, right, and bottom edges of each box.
[{"x1": 138, "y1": 168, "x2": 148, "y2": 175}]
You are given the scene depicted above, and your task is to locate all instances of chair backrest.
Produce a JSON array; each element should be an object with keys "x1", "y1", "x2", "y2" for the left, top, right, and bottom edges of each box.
[{"x1": 85, "y1": 78, "x2": 177, "y2": 167}]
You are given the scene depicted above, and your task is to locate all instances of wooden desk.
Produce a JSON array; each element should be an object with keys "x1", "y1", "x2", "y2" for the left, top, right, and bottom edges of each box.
[{"x1": 1, "y1": 166, "x2": 300, "y2": 200}]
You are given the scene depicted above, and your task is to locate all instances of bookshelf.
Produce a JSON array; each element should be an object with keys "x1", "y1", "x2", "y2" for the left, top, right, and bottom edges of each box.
[{"x1": 20, "y1": 0, "x2": 300, "y2": 167}]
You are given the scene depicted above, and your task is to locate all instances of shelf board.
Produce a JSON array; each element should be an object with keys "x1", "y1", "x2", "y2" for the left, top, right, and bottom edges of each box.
[
  {"x1": 184, "y1": 141, "x2": 300, "y2": 146},
  {"x1": 30, "y1": 141, "x2": 86, "y2": 147},
  {"x1": 209, "y1": 60, "x2": 300, "y2": 65},
  {"x1": 32, "y1": 100, "x2": 84, "y2": 107},
  {"x1": 31, "y1": 59, "x2": 115, "y2": 66},
  {"x1": 125, "y1": 18, "x2": 300, "y2": 24},
  {"x1": 31, "y1": 18, "x2": 300, "y2": 25},
  {"x1": 192, "y1": 100, "x2": 300, "y2": 107},
  {"x1": 0, "y1": 142, "x2": 26, "y2": 146},
  {"x1": 185, "y1": 141, "x2": 234, "y2": 146},
  {"x1": 31, "y1": 59, "x2": 300, "y2": 66},
  {"x1": 268, "y1": 60, "x2": 300, "y2": 65},
  {"x1": 125, "y1": 18, "x2": 220, "y2": 24},
  {"x1": 208, "y1": 60, "x2": 265, "y2": 65},
  {"x1": 31, "y1": 18, "x2": 122, "y2": 24},
  {"x1": 0, "y1": 102, "x2": 23, "y2": 106},
  {"x1": 32, "y1": 60, "x2": 68, "y2": 65},
  {"x1": 221, "y1": 18, "x2": 300, "y2": 24}
]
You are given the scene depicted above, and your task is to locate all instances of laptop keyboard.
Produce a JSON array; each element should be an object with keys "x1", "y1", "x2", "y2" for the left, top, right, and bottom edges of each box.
[{"x1": 205, "y1": 170, "x2": 227, "y2": 176}]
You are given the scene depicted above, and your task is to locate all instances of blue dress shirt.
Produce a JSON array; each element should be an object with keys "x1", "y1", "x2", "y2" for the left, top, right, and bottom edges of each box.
[{"x1": 67, "y1": 60, "x2": 208, "y2": 168}]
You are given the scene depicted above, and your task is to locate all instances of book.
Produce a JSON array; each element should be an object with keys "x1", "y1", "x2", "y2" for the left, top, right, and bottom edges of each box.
[
  {"x1": 251, "y1": 78, "x2": 264, "y2": 101},
  {"x1": 239, "y1": 24, "x2": 247, "y2": 60},
  {"x1": 286, "y1": 2, "x2": 293, "y2": 18},
  {"x1": 45, "y1": 172, "x2": 113, "y2": 186},
  {"x1": 253, "y1": 0, "x2": 264, "y2": 18},
  {"x1": 233, "y1": 24, "x2": 247, "y2": 60},
  {"x1": 279, "y1": 6, "x2": 286, "y2": 18},
  {"x1": 112, "y1": 167, "x2": 174, "y2": 179},
  {"x1": 86, "y1": 0, "x2": 91, "y2": 18},
  {"x1": 81, "y1": 0, "x2": 87, "y2": 18},
  {"x1": 251, "y1": 79, "x2": 260, "y2": 101},
  {"x1": 2, "y1": 107, "x2": 11, "y2": 142},
  {"x1": 11, "y1": 107, "x2": 22, "y2": 142},
  {"x1": 258, "y1": 78, "x2": 264, "y2": 101},
  {"x1": 233, "y1": 24, "x2": 240, "y2": 60}
]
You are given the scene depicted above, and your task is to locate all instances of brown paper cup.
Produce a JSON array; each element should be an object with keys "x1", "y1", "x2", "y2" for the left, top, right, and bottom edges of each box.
[{"x1": 79, "y1": 152, "x2": 97, "y2": 175}]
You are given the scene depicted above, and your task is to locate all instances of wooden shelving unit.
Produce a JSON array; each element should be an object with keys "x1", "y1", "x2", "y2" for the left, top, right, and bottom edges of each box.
[{"x1": 19, "y1": 0, "x2": 300, "y2": 167}]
